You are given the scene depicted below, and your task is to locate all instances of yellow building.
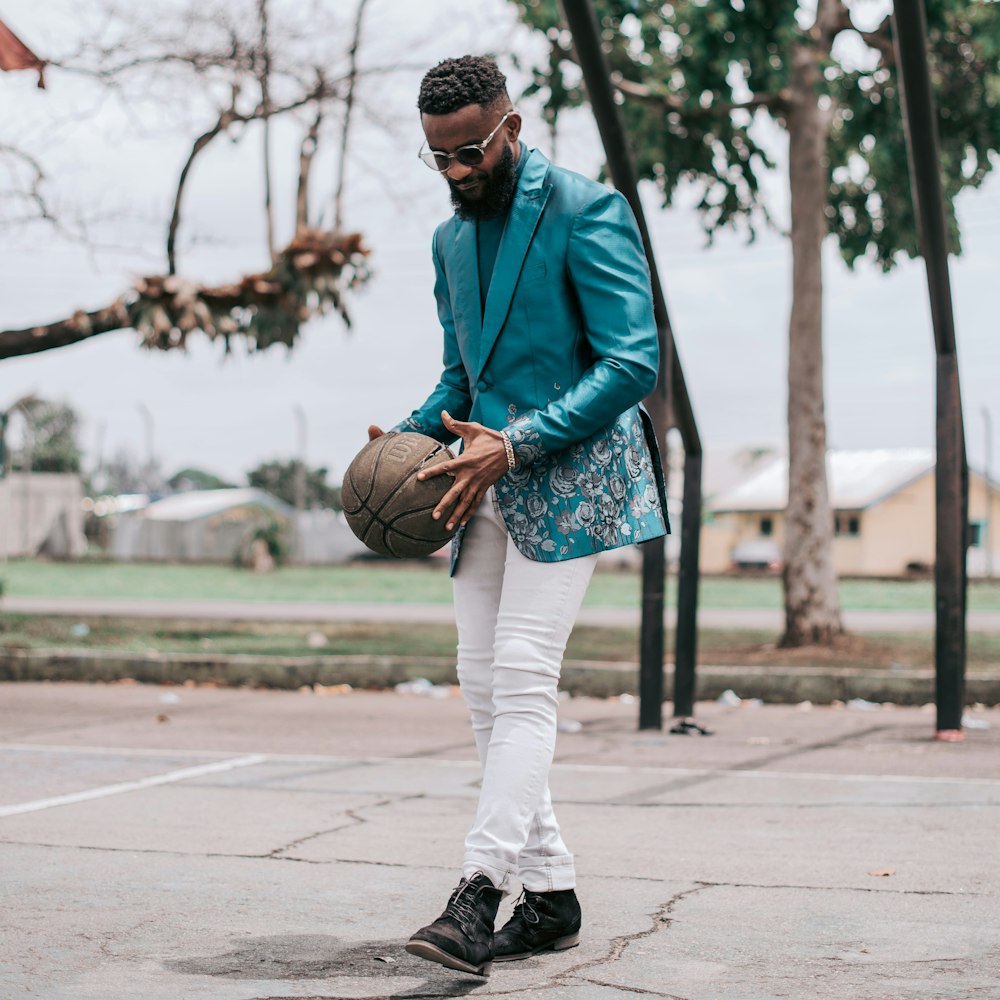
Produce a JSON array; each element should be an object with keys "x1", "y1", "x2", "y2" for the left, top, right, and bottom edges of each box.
[{"x1": 701, "y1": 449, "x2": 1000, "y2": 577}]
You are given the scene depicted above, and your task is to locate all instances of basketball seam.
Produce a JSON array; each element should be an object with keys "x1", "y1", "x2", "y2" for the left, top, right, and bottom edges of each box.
[
  {"x1": 365, "y1": 441, "x2": 446, "y2": 521},
  {"x1": 356, "y1": 494, "x2": 453, "y2": 539},
  {"x1": 343, "y1": 438, "x2": 422, "y2": 516}
]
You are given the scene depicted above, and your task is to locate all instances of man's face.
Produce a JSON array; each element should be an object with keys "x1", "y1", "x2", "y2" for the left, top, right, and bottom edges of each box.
[{"x1": 421, "y1": 104, "x2": 521, "y2": 221}]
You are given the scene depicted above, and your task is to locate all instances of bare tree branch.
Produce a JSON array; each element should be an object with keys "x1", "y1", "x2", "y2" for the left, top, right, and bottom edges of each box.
[
  {"x1": 813, "y1": 0, "x2": 849, "y2": 53},
  {"x1": 854, "y1": 20, "x2": 894, "y2": 62},
  {"x1": 824, "y1": 5, "x2": 894, "y2": 60},
  {"x1": 163, "y1": 68, "x2": 356, "y2": 274},
  {"x1": 333, "y1": 0, "x2": 370, "y2": 231},
  {"x1": 166, "y1": 104, "x2": 239, "y2": 275},
  {"x1": 296, "y1": 105, "x2": 323, "y2": 233},
  {"x1": 612, "y1": 75, "x2": 793, "y2": 116},
  {"x1": 0, "y1": 145, "x2": 57, "y2": 227}
]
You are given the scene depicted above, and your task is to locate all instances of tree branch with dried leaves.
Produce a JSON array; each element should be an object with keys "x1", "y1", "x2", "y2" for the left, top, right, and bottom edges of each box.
[
  {"x1": 0, "y1": 0, "x2": 404, "y2": 361},
  {"x1": 0, "y1": 230, "x2": 369, "y2": 361}
]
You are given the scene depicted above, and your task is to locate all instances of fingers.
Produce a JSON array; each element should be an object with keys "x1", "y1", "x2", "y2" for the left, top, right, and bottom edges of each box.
[
  {"x1": 433, "y1": 482, "x2": 484, "y2": 531},
  {"x1": 430, "y1": 469, "x2": 487, "y2": 529},
  {"x1": 367, "y1": 425, "x2": 384, "y2": 441},
  {"x1": 441, "y1": 410, "x2": 473, "y2": 435},
  {"x1": 417, "y1": 461, "x2": 451, "y2": 481},
  {"x1": 431, "y1": 478, "x2": 465, "y2": 528},
  {"x1": 450, "y1": 489, "x2": 485, "y2": 528}
]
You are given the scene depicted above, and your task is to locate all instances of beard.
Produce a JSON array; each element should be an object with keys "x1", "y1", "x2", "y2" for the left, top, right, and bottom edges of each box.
[{"x1": 448, "y1": 143, "x2": 517, "y2": 222}]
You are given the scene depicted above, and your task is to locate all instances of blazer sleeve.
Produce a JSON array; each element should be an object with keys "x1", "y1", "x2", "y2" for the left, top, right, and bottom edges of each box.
[
  {"x1": 391, "y1": 226, "x2": 474, "y2": 442},
  {"x1": 504, "y1": 188, "x2": 659, "y2": 465}
]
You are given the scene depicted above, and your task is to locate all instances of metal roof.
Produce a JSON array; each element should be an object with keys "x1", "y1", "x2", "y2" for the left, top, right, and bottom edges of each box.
[
  {"x1": 141, "y1": 488, "x2": 292, "y2": 522},
  {"x1": 711, "y1": 448, "x2": 936, "y2": 513}
]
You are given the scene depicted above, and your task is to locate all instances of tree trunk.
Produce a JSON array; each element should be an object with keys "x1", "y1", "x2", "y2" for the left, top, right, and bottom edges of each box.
[
  {"x1": 333, "y1": 0, "x2": 370, "y2": 231},
  {"x1": 781, "y1": 40, "x2": 843, "y2": 646},
  {"x1": 258, "y1": 0, "x2": 276, "y2": 262}
]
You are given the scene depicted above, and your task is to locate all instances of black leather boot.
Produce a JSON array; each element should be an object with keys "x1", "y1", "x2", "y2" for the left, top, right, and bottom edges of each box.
[
  {"x1": 494, "y1": 887, "x2": 581, "y2": 961},
  {"x1": 405, "y1": 872, "x2": 502, "y2": 977}
]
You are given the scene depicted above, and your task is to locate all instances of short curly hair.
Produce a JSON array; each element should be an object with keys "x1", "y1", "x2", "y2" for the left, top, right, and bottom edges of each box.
[{"x1": 417, "y1": 55, "x2": 510, "y2": 115}]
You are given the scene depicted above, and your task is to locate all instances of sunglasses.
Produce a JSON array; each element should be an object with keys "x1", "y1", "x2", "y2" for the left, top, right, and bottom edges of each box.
[{"x1": 418, "y1": 111, "x2": 515, "y2": 172}]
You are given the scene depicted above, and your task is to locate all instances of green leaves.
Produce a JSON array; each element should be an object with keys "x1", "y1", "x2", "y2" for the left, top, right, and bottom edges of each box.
[
  {"x1": 6, "y1": 398, "x2": 83, "y2": 474},
  {"x1": 508, "y1": 0, "x2": 1000, "y2": 269}
]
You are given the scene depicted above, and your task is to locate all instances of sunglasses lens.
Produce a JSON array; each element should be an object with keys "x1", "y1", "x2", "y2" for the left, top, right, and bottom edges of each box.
[
  {"x1": 455, "y1": 147, "x2": 485, "y2": 167},
  {"x1": 419, "y1": 151, "x2": 447, "y2": 171}
]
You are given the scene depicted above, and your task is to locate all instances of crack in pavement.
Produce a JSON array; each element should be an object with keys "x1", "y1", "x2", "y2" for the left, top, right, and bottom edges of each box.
[
  {"x1": 0, "y1": 838, "x2": 297, "y2": 861},
  {"x1": 267, "y1": 793, "x2": 425, "y2": 858},
  {"x1": 0, "y1": 838, "x2": 449, "y2": 873},
  {"x1": 402, "y1": 741, "x2": 479, "y2": 760},
  {"x1": 266, "y1": 820, "x2": 365, "y2": 858},
  {"x1": 592, "y1": 800, "x2": 1000, "y2": 809},
  {"x1": 692, "y1": 878, "x2": 985, "y2": 897},
  {"x1": 576, "y1": 976, "x2": 690, "y2": 998},
  {"x1": 150, "y1": 777, "x2": 1000, "y2": 808},
  {"x1": 608, "y1": 723, "x2": 894, "y2": 804},
  {"x1": 0, "y1": 841, "x2": 985, "y2": 898},
  {"x1": 490, "y1": 883, "x2": 711, "y2": 999}
]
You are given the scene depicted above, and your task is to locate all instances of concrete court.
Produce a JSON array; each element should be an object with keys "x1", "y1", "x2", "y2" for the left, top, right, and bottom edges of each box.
[{"x1": 0, "y1": 681, "x2": 998, "y2": 1000}]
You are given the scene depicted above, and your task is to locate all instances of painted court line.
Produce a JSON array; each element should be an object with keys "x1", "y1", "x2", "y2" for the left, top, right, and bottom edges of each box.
[
  {"x1": 0, "y1": 743, "x2": 247, "y2": 760},
  {"x1": 0, "y1": 754, "x2": 269, "y2": 818},
  {"x1": 1, "y1": 743, "x2": 999, "y2": 788}
]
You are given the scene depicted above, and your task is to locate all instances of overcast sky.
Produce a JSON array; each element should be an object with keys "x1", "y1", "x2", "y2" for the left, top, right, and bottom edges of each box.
[{"x1": 1, "y1": 0, "x2": 997, "y2": 489}]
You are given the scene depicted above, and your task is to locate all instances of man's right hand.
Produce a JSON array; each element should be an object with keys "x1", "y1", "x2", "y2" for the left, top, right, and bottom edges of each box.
[{"x1": 367, "y1": 425, "x2": 384, "y2": 442}]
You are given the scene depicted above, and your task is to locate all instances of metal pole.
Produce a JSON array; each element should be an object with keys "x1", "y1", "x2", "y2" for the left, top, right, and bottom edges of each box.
[
  {"x1": 984, "y1": 406, "x2": 994, "y2": 580},
  {"x1": 93, "y1": 420, "x2": 106, "y2": 496},
  {"x1": 560, "y1": 0, "x2": 703, "y2": 730},
  {"x1": 19, "y1": 407, "x2": 33, "y2": 555},
  {"x1": 0, "y1": 412, "x2": 8, "y2": 588},
  {"x1": 136, "y1": 403, "x2": 155, "y2": 489},
  {"x1": 293, "y1": 404, "x2": 307, "y2": 511},
  {"x1": 638, "y1": 537, "x2": 665, "y2": 728},
  {"x1": 892, "y1": 0, "x2": 967, "y2": 737},
  {"x1": 0, "y1": 412, "x2": 7, "y2": 478},
  {"x1": 673, "y1": 449, "x2": 702, "y2": 717}
]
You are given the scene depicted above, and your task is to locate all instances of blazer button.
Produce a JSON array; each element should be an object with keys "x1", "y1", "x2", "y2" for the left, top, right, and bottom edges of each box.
[{"x1": 476, "y1": 379, "x2": 490, "y2": 392}]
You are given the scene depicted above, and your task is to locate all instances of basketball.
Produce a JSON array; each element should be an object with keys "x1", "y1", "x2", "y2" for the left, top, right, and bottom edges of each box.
[{"x1": 341, "y1": 432, "x2": 459, "y2": 558}]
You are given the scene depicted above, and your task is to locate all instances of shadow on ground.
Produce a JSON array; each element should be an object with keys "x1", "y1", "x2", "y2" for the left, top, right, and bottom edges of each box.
[{"x1": 165, "y1": 933, "x2": 487, "y2": 998}]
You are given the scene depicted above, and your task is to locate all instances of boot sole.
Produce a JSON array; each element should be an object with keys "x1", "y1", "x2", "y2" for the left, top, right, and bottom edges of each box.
[
  {"x1": 493, "y1": 931, "x2": 581, "y2": 963},
  {"x1": 405, "y1": 939, "x2": 493, "y2": 977}
]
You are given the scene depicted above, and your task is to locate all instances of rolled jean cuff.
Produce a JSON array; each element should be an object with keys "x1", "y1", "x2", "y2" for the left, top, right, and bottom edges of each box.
[
  {"x1": 518, "y1": 852, "x2": 576, "y2": 892},
  {"x1": 464, "y1": 854, "x2": 517, "y2": 895}
]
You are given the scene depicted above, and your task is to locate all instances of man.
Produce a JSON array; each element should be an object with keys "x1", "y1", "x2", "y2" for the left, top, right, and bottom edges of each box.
[{"x1": 368, "y1": 55, "x2": 668, "y2": 977}]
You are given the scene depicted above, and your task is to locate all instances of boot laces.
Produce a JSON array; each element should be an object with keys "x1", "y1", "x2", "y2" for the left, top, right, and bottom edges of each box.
[
  {"x1": 511, "y1": 890, "x2": 541, "y2": 926},
  {"x1": 445, "y1": 877, "x2": 488, "y2": 926}
]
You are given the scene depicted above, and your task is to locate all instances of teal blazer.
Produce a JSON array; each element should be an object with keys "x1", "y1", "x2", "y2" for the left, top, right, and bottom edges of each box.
[{"x1": 395, "y1": 147, "x2": 668, "y2": 569}]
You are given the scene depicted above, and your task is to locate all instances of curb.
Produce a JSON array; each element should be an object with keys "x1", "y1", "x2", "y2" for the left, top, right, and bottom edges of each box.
[{"x1": 2, "y1": 648, "x2": 998, "y2": 705}]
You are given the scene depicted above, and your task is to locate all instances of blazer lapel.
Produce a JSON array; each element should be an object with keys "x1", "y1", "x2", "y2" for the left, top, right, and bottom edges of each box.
[
  {"x1": 476, "y1": 149, "x2": 552, "y2": 380},
  {"x1": 451, "y1": 218, "x2": 482, "y2": 349}
]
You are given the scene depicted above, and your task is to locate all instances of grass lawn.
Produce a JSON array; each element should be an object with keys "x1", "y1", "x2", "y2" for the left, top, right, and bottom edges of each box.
[
  {"x1": 3, "y1": 558, "x2": 1000, "y2": 611},
  {"x1": 2, "y1": 615, "x2": 998, "y2": 673}
]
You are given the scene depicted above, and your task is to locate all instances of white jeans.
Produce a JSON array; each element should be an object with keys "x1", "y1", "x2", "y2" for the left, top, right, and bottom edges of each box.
[{"x1": 453, "y1": 491, "x2": 598, "y2": 893}]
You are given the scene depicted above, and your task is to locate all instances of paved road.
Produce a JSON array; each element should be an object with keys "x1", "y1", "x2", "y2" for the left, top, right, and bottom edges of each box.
[
  {"x1": 1, "y1": 682, "x2": 997, "y2": 999},
  {"x1": 5, "y1": 595, "x2": 1000, "y2": 632}
]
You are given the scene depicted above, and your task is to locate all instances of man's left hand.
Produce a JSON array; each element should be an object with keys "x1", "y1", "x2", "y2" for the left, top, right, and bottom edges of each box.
[{"x1": 418, "y1": 410, "x2": 511, "y2": 530}]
